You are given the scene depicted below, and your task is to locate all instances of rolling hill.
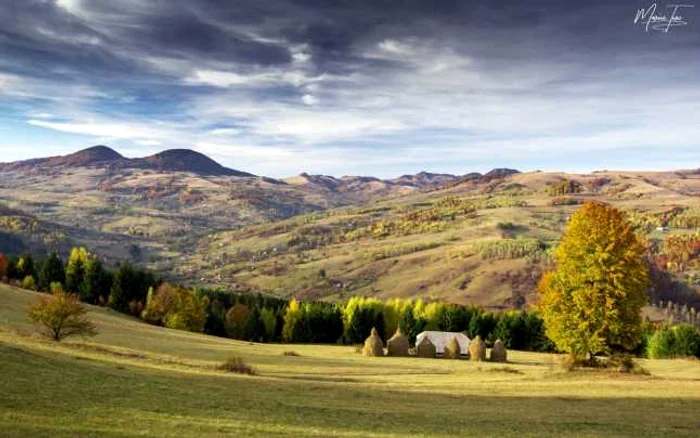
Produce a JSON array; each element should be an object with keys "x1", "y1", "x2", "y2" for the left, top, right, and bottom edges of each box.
[
  {"x1": 1, "y1": 146, "x2": 699, "y2": 309},
  {"x1": 1, "y1": 284, "x2": 699, "y2": 437}
]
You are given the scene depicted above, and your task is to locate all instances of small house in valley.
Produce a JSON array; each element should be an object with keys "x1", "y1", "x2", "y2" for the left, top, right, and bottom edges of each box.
[{"x1": 415, "y1": 331, "x2": 470, "y2": 356}]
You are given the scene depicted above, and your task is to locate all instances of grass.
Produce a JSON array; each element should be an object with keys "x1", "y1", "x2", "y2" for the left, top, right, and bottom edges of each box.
[{"x1": 1, "y1": 284, "x2": 700, "y2": 437}]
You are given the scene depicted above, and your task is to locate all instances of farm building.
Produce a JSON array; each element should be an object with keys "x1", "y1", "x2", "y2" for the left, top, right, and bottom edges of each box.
[{"x1": 415, "y1": 331, "x2": 470, "y2": 355}]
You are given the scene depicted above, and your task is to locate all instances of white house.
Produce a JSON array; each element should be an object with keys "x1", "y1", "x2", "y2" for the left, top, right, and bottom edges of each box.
[{"x1": 416, "y1": 331, "x2": 471, "y2": 355}]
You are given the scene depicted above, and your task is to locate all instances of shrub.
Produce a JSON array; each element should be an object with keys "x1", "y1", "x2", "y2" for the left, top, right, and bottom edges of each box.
[
  {"x1": 647, "y1": 325, "x2": 700, "y2": 359},
  {"x1": 21, "y1": 275, "x2": 36, "y2": 290},
  {"x1": 217, "y1": 356, "x2": 257, "y2": 375},
  {"x1": 607, "y1": 354, "x2": 649, "y2": 375},
  {"x1": 27, "y1": 290, "x2": 98, "y2": 342},
  {"x1": 282, "y1": 351, "x2": 300, "y2": 357}
]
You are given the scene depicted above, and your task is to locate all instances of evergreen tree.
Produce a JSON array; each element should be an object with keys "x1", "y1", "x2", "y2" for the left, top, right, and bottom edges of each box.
[
  {"x1": 65, "y1": 247, "x2": 88, "y2": 295},
  {"x1": 17, "y1": 253, "x2": 35, "y2": 280},
  {"x1": 243, "y1": 306, "x2": 265, "y2": 342},
  {"x1": 109, "y1": 261, "x2": 136, "y2": 312},
  {"x1": 38, "y1": 252, "x2": 64, "y2": 291},
  {"x1": 83, "y1": 257, "x2": 108, "y2": 303}
]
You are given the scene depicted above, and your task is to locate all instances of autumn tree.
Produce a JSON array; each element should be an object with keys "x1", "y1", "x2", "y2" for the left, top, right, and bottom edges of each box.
[
  {"x1": 539, "y1": 202, "x2": 649, "y2": 363},
  {"x1": 65, "y1": 247, "x2": 89, "y2": 295},
  {"x1": 225, "y1": 303, "x2": 250, "y2": 339},
  {"x1": 0, "y1": 254, "x2": 7, "y2": 280},
  {"x1": 140, "y1": 283, "x2": 208, "y2": 332},
  {"x1": 27, "y1": 288, "x2": 98, "y2": 342}
]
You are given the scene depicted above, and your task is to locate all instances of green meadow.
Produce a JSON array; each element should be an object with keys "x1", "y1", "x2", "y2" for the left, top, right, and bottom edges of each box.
[{"x1": 1, "y1": 284, "x2": 699, "y2": 437}]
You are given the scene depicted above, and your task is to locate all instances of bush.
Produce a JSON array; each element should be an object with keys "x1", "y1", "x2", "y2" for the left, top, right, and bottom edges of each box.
[
  {"x1": 21, "y1": 275, "x2": 36, "y2": 290},
  {"x1": 27, "y1": 290, "x2": 98, "y2": 342},
  {"x1": 217, "y1": 356, "x2": 257, "y2": 375},
  {"x1": 282, "y1": 351, "x2": 301, "y2": 357},
  {"x1": 647, "y1": 325, "x2": 700, "y2": 359},
  {"x1": 607, "y1": 354, "x2": 649, "y2": 375}
]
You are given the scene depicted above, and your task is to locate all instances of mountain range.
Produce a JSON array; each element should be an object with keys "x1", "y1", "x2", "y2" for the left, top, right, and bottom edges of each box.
[{"x1": 1, "y1": 145, "x2": 698, "y2": 309}]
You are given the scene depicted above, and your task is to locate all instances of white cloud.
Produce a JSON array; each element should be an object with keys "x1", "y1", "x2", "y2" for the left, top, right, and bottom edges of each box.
[
  {"x1": 135, "y1": 139, "x2": 162, "y2": 146},
  {"x1": 378, "y1": 39, "x2": 413, "y2": 55},
  {"x1": 208, "y1": 128, "x2": 240, "y2": 136},
  {"x1": 301, "y1": 94, "x2": 318, "y2": 106}
]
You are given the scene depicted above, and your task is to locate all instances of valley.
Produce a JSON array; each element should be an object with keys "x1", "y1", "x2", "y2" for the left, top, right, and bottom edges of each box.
[{"x1": 1, "y1": 146, "x2": 700, "y2": 310}]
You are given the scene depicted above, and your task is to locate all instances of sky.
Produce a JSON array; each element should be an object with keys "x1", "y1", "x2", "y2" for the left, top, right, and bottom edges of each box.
[{"x1": 0, "y1": 0, "x2": 699, "y2": 178}]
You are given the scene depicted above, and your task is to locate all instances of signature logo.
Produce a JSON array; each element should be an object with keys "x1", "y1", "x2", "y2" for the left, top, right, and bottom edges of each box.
[{"x1": 634, "y1": 3, "x2": 694, "y2": 32}]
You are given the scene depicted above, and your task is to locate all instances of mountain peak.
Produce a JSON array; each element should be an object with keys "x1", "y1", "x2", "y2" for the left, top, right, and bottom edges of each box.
[
  {"x1": 62, "y1": 145, "x2": 124, "y2": 165},
  {"x1": 138, "y1": 149, "x2": 254, "y2": 177}
]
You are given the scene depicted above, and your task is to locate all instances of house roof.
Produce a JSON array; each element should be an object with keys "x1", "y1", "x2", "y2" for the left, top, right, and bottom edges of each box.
[{"x1": 416, "y1": 331, "x2": 471, "y2": 354}]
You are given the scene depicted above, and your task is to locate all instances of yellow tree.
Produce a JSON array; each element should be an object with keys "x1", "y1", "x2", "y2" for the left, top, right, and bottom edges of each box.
[{"x1": 538, "y1": 202, "x2": 649, "y2": 362}]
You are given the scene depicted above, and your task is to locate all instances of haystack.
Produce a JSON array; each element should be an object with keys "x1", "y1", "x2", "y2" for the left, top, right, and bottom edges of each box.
[
  {"x1": 490, "y1": 339, "x2": 507, "y2": 363},
  {"x1": 386, "y1": 328, "x2": 410, "y2": 357},
  {"x1": 468, "y1": 335, "x2": 486, "y2": 361},
  {"x1": 362, "y1": 327, "x2": 384, "y2": 357},
  {"x1": 444, "y1": 336, "x2": 461, "y2": 359},
  {"x1": 417, "y1": 336, "x2": 436, "y2": 358}
]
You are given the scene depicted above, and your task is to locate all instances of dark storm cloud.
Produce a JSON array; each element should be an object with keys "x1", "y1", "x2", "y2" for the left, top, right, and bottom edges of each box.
[{"x1": 1, "y1": 0, "x2": 699, "y2": 176}]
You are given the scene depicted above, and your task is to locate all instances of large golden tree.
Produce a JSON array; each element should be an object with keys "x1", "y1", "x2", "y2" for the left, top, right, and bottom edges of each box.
[{"x1": 539, "y1": 202, "x2": 649, "y2": 361}]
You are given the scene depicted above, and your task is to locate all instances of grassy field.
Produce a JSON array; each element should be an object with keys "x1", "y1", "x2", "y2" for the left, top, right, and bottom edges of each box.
[{"x1": 1, "y1": 284, "x2": 700, "y2": 437}]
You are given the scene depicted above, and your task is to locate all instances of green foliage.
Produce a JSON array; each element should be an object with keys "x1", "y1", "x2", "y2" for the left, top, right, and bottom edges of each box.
[
  {"x1": 548, "y1": 179, "x2": 581, "y2": 196},
  {"x1": 343, "y1": 297, "x2": 385, "y2": 344},
  {"x1": 260, "y1": 307, "x2": 277, "y2": 342},
  {"x1": 83, "y1": 257, "x2": 110, "y2": 303},
  {"x1": 472, "y1": 238, "x2": 547, "y2": 260},
  {"x1": 108, "y1": 261, "x2": 155, "y2": 313},
  {"x1": 281, "y1": 299, "x2": 343, "y2": 343},
  {"x1": 27, "y1": 290, "x2": 98, "y2": 341},
  {"x1": 399, "y1": 305, "x2": 425, "y2": 346},
  {"x1": 21, "y1": 275, "x2": 36, "y2": 290},
  {"x1": 369, "y1": 241, "x2": 442, "y2": 261},
  {"x1": 668, "y1": 208, "x2": 700, "y2": 229},
  {"x1": 65, "y1": 247, "x2": 88, "y2": 295},
  {"x1": 647, "y1": 325, "x2": 700, "y2": 359},
  {"x1": 16, "y1": 254, "x2": 35, "y2": 280},
  {"x1": 494, "y1": 311, "x2": 554, "y2": 352},
  {"x1": 38, "y1": 251, "x2": 65, "y2": 292},
  {"x1": 141, "y1": 283, "x2": 209, "y2": 333},
  {"x1": 243, "y1": 307, "x2": 265, "y2": 342},
  {"x1": 539, "y1": 202, "x2": 649, "y2": 361}
]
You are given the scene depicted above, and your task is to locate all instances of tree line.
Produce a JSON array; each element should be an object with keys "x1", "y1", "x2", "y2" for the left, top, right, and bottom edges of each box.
[{"x1": 0, "y1": 247, "x2": 554, "y2": 352}]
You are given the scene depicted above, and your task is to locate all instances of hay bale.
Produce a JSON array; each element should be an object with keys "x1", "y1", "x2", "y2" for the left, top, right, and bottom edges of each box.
[
  {"x1": 386, "y1": 328, "x2": 410, "y2": 357},
  {"x1": 444, "y1": 336, "x2": 461, "y2": 359},
  {"x1": 468, "y1": 335, "x2": 486, "y2": 361},
  {"x1": 417, "y1": 336, "x2": 436, "y2": 358},
  {"x1": 362, "y1": 327, "x2": 384, "y2": 357},
  {"x1": 490, "y1": 339, "x2": 507, "y2": 363}
]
